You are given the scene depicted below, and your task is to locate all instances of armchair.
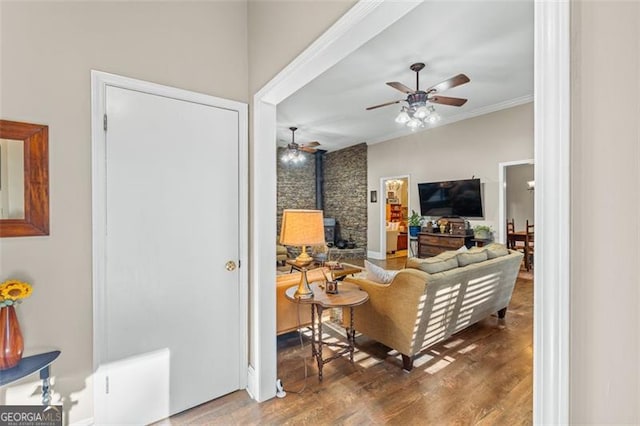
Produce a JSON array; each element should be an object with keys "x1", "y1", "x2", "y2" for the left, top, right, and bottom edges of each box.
[{"x1": 276, "y1": 237, "x2": 288, "y2": 265}]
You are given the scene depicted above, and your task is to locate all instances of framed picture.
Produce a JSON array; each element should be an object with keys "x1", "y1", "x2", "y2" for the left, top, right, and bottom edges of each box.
[{"x1": 370, "y1": 190, "x2": 377, "y2": 203}]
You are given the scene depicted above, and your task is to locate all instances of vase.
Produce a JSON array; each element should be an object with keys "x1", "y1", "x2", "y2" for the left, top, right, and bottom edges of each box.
[
  {"x1": 440, "y1": 225, "x2": 446, "y2": 233},
  {"x1": 0, "y1": 305, "x2": 24, "y2": 370}
]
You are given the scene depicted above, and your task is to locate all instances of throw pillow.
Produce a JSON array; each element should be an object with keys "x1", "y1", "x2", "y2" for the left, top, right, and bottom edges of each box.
[
  {"x1": 435, "y1": 250, "x2": 459, "y2": 262},
  {"x1": 456, "y1": 245, "x2": 469, "y2": 252},
  {"x1": 406, "y1": 255, "x2": 458, "y2": 274},
  {"x1": 484, "y1": 242, "x2": 510, "y2": 259},
  {"x1": 457, "y1": 248, "x2": 488, "y2": 267},
  {"x1": 364, "y1": 260, "x2": 399, "y2": 284}
]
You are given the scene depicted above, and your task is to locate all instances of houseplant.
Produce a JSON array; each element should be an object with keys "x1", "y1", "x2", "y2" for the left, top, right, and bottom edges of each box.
[
  {"x1": 473, "y1": 225, "x2": 492, "y2": 240},
  {"x1": 408, "y1": 210, "x2": 424, "y2": 237}
]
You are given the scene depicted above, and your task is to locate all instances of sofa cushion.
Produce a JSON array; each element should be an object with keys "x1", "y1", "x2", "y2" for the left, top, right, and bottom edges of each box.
[
  {"x1": 406, "y1": 254, "x2": 458, "y2": 274},
  {"x1": 484, "y1": 242, "x2": 510, "y2": 259},
  {"x1": 365, "y1": 260, "x2": 399, "y2": 284},
  {"x1": 457, "y1": 248, "x2": 488, "y2": 266}
]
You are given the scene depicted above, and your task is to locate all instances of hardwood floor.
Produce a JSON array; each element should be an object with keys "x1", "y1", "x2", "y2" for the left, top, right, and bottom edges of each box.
[{"x1": 158, "y1": 259, "x2": 533, "y2": 425}]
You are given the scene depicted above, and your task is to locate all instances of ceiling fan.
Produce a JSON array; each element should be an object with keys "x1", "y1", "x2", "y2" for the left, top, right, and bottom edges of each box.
[
  {"x1": 366, "y1": 63, "x2": 470, "y2": 128},
  {"x1": 281, "y1": 127, "x2": 320, "y2": 163}
]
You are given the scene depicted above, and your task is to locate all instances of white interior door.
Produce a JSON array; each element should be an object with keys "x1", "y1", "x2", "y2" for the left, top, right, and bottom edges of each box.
[{"x1": 95, "y1": 82, "x2": 243, "y2": 424}]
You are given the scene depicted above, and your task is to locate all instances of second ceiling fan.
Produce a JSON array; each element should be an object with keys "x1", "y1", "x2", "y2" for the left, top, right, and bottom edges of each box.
[
  {"x1": 367, "y1": 62, "x2": 470, "y2": 129},
  {"x1": 281, "y1": 127, "x2": 320, "y2": 164}
]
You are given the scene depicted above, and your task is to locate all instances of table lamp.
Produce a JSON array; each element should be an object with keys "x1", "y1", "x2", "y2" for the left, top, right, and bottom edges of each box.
[{"x1": 280, "y1": 209, "x2": 325, "y2": 299}]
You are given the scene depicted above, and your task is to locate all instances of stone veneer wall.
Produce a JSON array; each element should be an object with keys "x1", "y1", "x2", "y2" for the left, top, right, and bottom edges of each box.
[
  {"x1": 324, "y1": 143, "x2": 367, "y2": 252},
  {"x1": 276, "y1": 147, "x2": 316, "y2": 234}
]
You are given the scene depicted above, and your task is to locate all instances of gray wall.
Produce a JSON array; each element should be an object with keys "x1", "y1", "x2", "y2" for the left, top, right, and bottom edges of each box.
[
  {"x1": 570, "y1": 1, "x2": 639, "y2": 423},
  {"x1": 368, "y1": 103, "x2": 534, "y2": 254}
]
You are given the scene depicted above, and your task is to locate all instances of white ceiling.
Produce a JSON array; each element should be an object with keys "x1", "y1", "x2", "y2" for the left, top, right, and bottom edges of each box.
[{"x1": 276, "y1": 1, "x2": 534, "y2": 152}]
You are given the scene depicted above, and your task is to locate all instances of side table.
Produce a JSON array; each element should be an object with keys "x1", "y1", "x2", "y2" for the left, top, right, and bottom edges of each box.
[
  {"x1": 285, "y1": 281, "x2": 368, "y2": 380},
  {"x1": 0, "y1": 350, "x2": 61, "y2": 405}
]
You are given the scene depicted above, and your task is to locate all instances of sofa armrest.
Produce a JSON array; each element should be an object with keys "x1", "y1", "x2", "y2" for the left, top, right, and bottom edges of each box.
[{"x1": 343, "y1": 268, "x2": 429, "y2": 356}]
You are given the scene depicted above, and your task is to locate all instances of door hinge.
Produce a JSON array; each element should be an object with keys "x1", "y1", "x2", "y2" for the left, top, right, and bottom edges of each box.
[
  {"x1": 103, "y1": 114, "x2": 108, "y2": 131},
  {"x1": 105, "y1": 376, "x2": 109, "y2": 394},
  {"x1": 238, "y1": 260, "x2": 241, "y2": 268}
]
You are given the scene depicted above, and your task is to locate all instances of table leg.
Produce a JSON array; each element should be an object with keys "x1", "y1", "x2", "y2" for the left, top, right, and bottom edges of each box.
[
  {"x1": 310, "y1": 304, "x2": 317, "y2": 359},
  {"x1": 40, "y1": 365, "x2": 51, "y2": 406},
  {"x1": 315, "y1": 305, "x2": 324, "y2": 380},
  {"x1": 348, "y1": 307, "x2": 355, "y2": 362}
]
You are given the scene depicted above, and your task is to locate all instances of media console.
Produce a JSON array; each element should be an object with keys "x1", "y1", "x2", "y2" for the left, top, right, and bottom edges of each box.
[{"x1": 417, "y1": 232, "x2": 474, "y2": 257}]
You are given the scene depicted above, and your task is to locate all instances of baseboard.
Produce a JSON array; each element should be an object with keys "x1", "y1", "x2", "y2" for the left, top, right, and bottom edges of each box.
[
  {"x1": 71, "y1": 417, "x2": 94, "y2": 426},
  {"x1": 367, "y1": 250, "x2": 385, "y2": 260},
  {"x1": 246, "y1": 365, "x2": 257, "y2": 400}
]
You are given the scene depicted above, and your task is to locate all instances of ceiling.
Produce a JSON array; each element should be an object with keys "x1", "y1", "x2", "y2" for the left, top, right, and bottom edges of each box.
[{"x1": 276, "y1": 1, "x2": 534, "y2": 153}]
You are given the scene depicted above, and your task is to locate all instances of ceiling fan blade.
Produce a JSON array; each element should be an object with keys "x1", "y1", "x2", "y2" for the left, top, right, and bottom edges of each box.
[
  {"x1": 429, "y1": 95, "x2": 468, "y2": 107},
  {"x1": 366, "y1": 99, "x2": 402, "y2": 111},
  {"x1": 299, "y1": 146, "x2": 317, "y2": 153},
  {"x1": 426, "y1": 74, "x2": 470, "y2": 94},
  {"x1": 386, "y1": 81, "x2": 414, "y2": 94},
  {"x1": 304, "y1": 141, "x2": 320, "y2": 147}
]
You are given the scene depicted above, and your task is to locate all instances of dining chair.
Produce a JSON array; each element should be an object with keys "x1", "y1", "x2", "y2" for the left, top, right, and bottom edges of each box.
[
  {"x1": 506, "y1": 218, "x2": 516, "y2": 249},
  {"x1": 525, "y1": 220, "x2": 534, "y2": 271}
]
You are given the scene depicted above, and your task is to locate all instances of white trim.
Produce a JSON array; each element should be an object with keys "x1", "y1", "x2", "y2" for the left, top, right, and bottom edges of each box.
[
  {"x1": 534, "y1": 1, "x2": 570, "y2": 424},
  {"x1": 368, "y1": 94, "x2": 534, "y2": 146},
  {"x1": 367, "y1": 250, "x2": 385, "y2": 260},
  {"x1": 497, "y1": 159, "x2": 534, "y2": 244},
  {"x1": 91, "y1": 70, "x2": 249, "y2": 416},
  {"x1": 251, "y1": 0, "x2": 421, "y2": 402},
  {"x1": 245, "y1": 365, "x2": 257, "y2": 400},
  {"x1": 249, "y1": 100, "x2": 278, "y2": 401},
  {"x1": 253, "y1": 2, "x2": 571, "y2": 423}
]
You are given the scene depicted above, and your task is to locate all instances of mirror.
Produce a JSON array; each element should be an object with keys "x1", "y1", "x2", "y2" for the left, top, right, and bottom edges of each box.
[
  {"x1": 1, "y1": 138, "x2": 26, "y2": 219},
  {"x1": 0, "y1": 120, "x2": 49, "y2": 237}
]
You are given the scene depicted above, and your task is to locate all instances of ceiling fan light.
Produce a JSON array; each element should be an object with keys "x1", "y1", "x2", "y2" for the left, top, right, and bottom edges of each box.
[
  {"x1": 413, "y1": 105, "x2": 429, "y2": 119},
  {"x1": 407, "y1": 118, "x2": 423, "y2": 130},
  {"x1": 426, "y1": 113, "x2": 441, "y2": 124},
  {"x1": 395, "y1": 109, "x2": 410, "y2": 124}
]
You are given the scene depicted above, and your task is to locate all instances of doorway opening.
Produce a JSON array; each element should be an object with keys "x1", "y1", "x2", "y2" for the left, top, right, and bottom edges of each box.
[{"x1": 382, "y1": 176, "x2": 409, "y2": 260}]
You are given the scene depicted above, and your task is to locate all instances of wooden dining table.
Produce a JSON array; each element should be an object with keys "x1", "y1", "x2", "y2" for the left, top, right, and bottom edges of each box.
[{"x1": 508, "y1": 231, "x2": 534, "y2": 271}]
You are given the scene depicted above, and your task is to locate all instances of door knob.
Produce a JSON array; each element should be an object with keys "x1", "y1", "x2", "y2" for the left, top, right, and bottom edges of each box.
[{"x1": 225, "y1": 261, "x2": 237, "y2": 271}]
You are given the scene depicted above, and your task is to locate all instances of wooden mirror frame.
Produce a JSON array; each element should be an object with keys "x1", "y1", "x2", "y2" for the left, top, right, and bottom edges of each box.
[{"x1": 0, "y1": 120, "x2": 49, "y2": 237}]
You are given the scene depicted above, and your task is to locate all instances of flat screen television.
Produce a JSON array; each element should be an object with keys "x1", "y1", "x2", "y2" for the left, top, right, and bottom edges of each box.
[{"x1": 418, "y1": 178, "x2": 484, "y2": 219}]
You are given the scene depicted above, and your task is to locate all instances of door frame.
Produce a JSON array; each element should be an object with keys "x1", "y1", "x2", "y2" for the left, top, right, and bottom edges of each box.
[
  {"x1": 378, "y1": 175, "x2": 410, "y2": 260},
  {"x1": 252, "y1": 1, "x2": 570, "y2": 423},
  {"x1": 498, "y1": 159, "x2": 535, "y2": 244},
  {"x1": 90, "y1": 71, "x2": 249, "y2": 418}
]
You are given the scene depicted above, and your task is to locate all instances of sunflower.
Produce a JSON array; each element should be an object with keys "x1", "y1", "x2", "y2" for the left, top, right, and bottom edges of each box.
[{"x1": 0, "y1": 279, "x2": 33, "y2": 301}]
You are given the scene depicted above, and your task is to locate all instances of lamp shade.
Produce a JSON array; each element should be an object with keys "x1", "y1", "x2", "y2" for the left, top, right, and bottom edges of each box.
[{"x1": 280, "y1": 209, "x2": 325, "y2": 246}]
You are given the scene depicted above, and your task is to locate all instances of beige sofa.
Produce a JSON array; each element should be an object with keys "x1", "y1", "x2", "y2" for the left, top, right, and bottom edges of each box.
[{"x1": 344, "y1": 244, "x2": 523, "y2": 370}]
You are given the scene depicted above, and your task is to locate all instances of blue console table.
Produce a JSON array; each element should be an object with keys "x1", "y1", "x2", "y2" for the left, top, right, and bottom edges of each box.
[{"x1": 0, "y1": 350, "x2": 61, "y2": 405}]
